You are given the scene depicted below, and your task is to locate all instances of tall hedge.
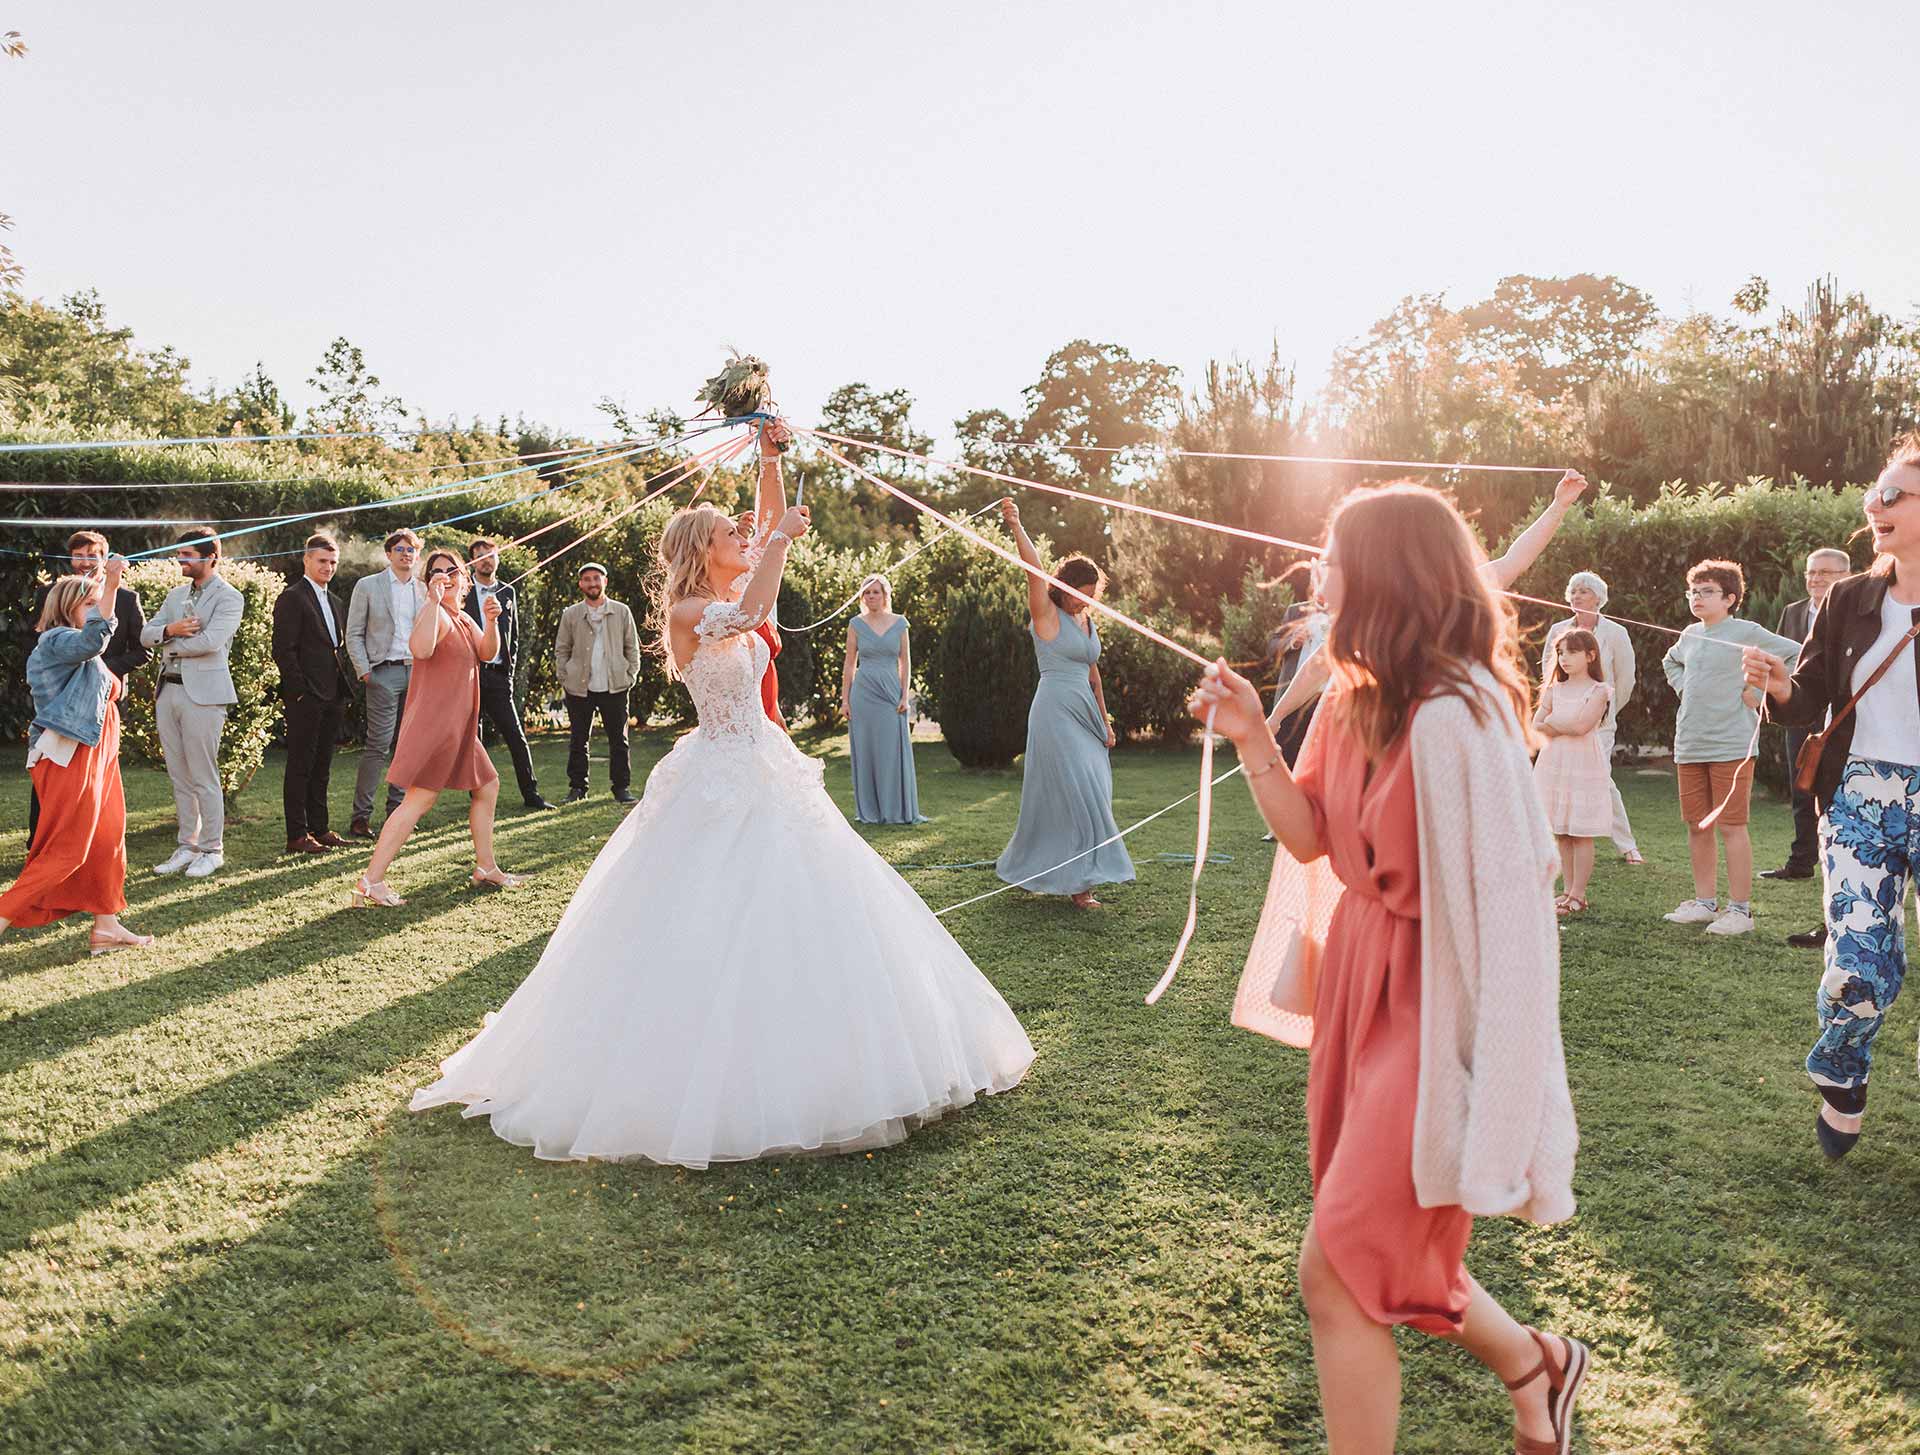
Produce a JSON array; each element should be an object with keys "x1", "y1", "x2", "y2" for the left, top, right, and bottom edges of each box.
[
  {"x1": 934, "y1": 573, "x2": 1037, "y2": 767},
  {"x1": 119, "y1": 558, "x2": 285, "y2": 803}
]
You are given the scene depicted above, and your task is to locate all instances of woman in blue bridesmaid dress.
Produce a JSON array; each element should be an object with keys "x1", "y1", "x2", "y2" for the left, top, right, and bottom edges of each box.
[{"x1": 840, "y1": 574, "x2": 925, "y2": 825}]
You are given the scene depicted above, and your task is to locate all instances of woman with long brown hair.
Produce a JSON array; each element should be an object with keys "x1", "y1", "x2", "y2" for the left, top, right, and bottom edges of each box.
[
  {"x1": 352, "y1": 548, "x2": 523, "y2": 906},
  {"x1": 1190, "y1": 482, "x2": 1585, "y2": 1455}
]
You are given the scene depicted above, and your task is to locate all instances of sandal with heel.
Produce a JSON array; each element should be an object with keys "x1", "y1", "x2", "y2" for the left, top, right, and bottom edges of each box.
[
  {"x1": 1505, "y1": 1326, "x2": 1590, "y2": 1455},
  {"x1": 350, "y1": 875, "x2": 405, "y2": 908}
]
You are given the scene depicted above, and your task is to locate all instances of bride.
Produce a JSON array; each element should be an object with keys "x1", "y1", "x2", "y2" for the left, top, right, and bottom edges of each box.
[{"x1": 410, "y1": 424, "x2": 1034, "y2": 1167}]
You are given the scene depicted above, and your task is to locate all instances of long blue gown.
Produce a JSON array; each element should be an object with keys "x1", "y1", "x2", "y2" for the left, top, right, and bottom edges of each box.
[
  {"x1": 848, "y1": 615, "x2": 925, "y2": 825},
  {"x1": 994, "y1": 612, "x2": 1135, "y2": 895}
]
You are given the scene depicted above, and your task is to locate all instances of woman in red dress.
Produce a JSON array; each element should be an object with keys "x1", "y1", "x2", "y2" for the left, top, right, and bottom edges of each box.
[
  {"x1": 1, "y1": 566, "x2": 152, "y2": 954},
  {"x1": 353, "y1": 550, "x2": 526, "y2": 906},
  {"x1": 1191, "y1": 483, "x2": 1586, "y2": 1455}
]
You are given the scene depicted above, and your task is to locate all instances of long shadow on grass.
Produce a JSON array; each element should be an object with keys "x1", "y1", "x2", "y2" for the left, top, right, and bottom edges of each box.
[
  {"x1": 0, "y1": 840, "x2": 587, "y2": 1080},
  {"x1": 0, "y1": 1132, "x2": 747, "y2": 1452},
  {"x1": 0, "y1": 930, "x2": 552, "y2": 1258}
]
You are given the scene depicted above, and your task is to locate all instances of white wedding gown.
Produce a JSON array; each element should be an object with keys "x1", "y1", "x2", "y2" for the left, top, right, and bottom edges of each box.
[{"x1": 409, "y1": 588, "x2": 1035, "y2": 1168}]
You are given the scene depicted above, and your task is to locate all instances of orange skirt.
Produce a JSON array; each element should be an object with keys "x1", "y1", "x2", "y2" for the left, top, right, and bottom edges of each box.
[{"x1": 1, "y1": 705, "x2": 128, "y2": 927}]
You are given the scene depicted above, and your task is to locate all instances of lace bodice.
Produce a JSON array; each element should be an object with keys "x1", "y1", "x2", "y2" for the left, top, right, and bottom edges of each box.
[{"x1": 683, "y1": 596, "x2": 773, "y2": 741}]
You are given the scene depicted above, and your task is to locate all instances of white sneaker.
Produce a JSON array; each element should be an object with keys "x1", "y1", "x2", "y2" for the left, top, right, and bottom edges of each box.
[
  {"x1": 154, "y1": 848, "x2": 198, "y2": 876},
  {"x1": 183, "y1": 852, "x2": 224, "y2": 879},
  {"x1": 1663, "y1": 899, "x2": 1720, "y2": 925},
  {"x1": 1706, "y1": 906, "x2": 1755, "y2": 936}
]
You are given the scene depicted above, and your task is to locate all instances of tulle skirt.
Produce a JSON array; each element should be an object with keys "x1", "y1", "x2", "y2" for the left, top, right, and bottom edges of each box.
[{"x1": 410, "y1": 722, "x2": 1035, "y2": 1167}]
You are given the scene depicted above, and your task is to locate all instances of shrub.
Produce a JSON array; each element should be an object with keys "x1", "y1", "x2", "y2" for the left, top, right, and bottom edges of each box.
[
  {"x1": 1217, "y1": 560, "x2": 1301, "y2": 696},
  {"x1": 1099, "y1": 596, "x2": 1206, "y2": 744},
  {"x1": 934, "y1": 572, "x2": 1037, "y2": 767},
  {"x1": 119, "y1": 558, "x2": 286, "y2": 803}
]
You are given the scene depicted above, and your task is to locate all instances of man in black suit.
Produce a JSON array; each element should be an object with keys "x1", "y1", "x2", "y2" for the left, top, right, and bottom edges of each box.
[
  {"x1": 271, "y1": 533, "x2": 354, "y2": 854},
  {"x1": 1765, "y1": 547, "x2": 1852, "y2": 946},
  {"x1": 26, "y1": 530, "x2": 149, "y2": 847},
  {"x1": 465, "y1": 537, "x2": 550, "y2": 810}
]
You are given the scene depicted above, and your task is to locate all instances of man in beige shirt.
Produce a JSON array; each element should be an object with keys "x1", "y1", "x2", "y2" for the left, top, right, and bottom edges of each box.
[{"x1": 554, "y1": 562, "x2": 640, "y2": 803}]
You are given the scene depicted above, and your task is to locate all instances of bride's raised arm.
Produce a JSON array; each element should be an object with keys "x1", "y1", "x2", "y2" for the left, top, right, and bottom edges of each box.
[{"x1": 753, "y1": 420, "x2": 791, "y2": 538}]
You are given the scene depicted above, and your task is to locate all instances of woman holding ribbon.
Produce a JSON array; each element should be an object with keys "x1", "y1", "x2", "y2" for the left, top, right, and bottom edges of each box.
[
  {"x1": 840, "y1": 573, "x2": 925, "y2": 824},
  {"x1": 1, "y1": 563, "x2": 152, "y2": 954},
  {"x1": 1189, "y1": 482, "x2": 1586, "y2": 1455},
  {"x1": 1742, "y1": 431, "x2": 1920, "y2": 1161},
  {"x1": 993, "y1": 499, "x2": 1133, "y2": 908}
]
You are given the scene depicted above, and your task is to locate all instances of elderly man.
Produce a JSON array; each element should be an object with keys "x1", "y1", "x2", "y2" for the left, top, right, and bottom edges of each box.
[{"x1": 1542, "y1": 570, "x2": 1644, "y2": 865}]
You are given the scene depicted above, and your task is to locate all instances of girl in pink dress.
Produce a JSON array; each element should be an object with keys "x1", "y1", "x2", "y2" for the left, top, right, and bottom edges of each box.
[{"x1": 1532, "y1": 629, "x2": 1613, "y2": 916}]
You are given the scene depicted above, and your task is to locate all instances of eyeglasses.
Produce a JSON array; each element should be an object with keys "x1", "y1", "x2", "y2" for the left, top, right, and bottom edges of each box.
[
  {"x1": 1869, "y1": 483, "x2": 1917, "y2": 508},
  {"x1": 391, "y1": 545, "x2": 419, "y2": 555},
  {"x1": 426, "y1": 567, "x2": 455, "y2": 579},
  {"x1": 1685, "y1": 586, "x2": 1725, "y2": 598}
]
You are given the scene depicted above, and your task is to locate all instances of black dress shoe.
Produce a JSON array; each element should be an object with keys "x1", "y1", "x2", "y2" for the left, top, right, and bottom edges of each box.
[
  {"x1": 1787, "y1": 925, "x2": 1829, "y2": 949},
  {"x1": 563, "y1": 789, "x2": 588, "y2": 804},
  {"x1": 612, "y1": 790, "x2": 638, "y2": 805},
  {"x1": 522, "y1": 796, "x2": 555, "y2": 811},
  {"x1": 1761, "y1": 863, "x2": 1816, "y2": 881}
]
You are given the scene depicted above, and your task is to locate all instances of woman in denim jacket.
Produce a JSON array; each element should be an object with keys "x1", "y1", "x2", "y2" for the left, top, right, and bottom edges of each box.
[{"x1": 1, "y1": 566, "x2": 153, "y2": 954}]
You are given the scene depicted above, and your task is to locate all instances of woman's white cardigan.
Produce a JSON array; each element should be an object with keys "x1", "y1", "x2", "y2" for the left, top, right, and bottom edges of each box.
[{"x1": 1247, "y1": 667, "x2": 1578, "y2": 1224}]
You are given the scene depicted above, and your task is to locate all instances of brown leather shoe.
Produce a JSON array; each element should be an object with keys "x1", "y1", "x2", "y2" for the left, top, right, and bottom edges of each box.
[
  {"x1": 314, "y1": 830, "x2": 351, "y2": 848},
  {"x1": 348, "y1": 819, "x2": 376, "y2": 840},
  {"x1": 286, "y1": 834, "x2": 329, "y2": 855}
]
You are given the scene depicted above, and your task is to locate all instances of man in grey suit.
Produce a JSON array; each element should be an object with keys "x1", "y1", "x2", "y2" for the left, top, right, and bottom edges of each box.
[
  {"x1": 344, "y1": 528, "x2": 425, "y2": 838},
  {"x1": 141, "y1": 528, "x2": 245, "y2": 879}
]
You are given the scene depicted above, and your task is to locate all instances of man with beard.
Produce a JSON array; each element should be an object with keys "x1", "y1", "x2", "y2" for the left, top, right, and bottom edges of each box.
[{"x1": 554, "y1": 562, "x2": 639, "y2": 804}]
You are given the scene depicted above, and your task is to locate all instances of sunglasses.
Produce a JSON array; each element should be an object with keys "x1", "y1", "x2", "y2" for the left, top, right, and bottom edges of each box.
[{"x1": 1869, "y1": 483, "x2": 1917, "y2": 508}]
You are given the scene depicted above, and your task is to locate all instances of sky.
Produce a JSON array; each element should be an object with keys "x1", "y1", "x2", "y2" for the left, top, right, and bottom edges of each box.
[{"x1": 4, "y1": 0, "x2": 1916, "y2": 446}]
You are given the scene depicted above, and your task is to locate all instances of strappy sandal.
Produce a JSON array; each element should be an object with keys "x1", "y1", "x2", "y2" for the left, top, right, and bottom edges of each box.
[
  {"x1": 470, "y1": 867, "x2": 529, "y2": 891},
  {"x1": 350, "y1": 875, "x2": 406, "y2": 908},
  {"x1": 1556, "y1": 896, "x2": 1588, "y2": 917},
  {"x1": 1505, "y1": 1326, "x2": 1591, "y2": 1455},
  {"x1": 89, "y1": 928, "x2": 155, "y2": 957}
]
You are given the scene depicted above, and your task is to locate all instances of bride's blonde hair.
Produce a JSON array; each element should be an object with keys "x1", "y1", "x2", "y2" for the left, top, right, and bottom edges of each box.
[{"x1": 651, "y1": 502, "x2": 732, "y2": 677}]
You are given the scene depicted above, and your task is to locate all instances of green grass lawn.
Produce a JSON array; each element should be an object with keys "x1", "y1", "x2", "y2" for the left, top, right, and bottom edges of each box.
[{"x1": 2, "y1": 731, "x2": 1917, "y2": 1453}]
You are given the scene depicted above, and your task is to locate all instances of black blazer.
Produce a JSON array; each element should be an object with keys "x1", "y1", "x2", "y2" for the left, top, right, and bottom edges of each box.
[
  {"x1": 271, "y1": 578, "x2": 352, "y2": 702},
  {"x1": 30, "y1": 583, "x2": 148, "y2": 681},
  {"x1": 463, "y1": 580, "x2": 518, "y2": 674},
  {"x1": 1778, "y1": 597, "x2": 1813, "y2": 645},
  {"x1": 1775, "y1": 571, "x2": 1920, "y2": 810}
]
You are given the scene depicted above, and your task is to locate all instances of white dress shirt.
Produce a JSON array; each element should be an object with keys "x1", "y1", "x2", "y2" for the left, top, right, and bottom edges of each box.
[
  {"x1": 387, "y1": 570, "x2": 419, "y2": 662},
  {"x1": 308, "y1": 577, "x2": 338, "y2": 645}
]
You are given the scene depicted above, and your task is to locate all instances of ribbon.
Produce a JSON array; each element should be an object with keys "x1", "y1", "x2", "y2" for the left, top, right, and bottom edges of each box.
[
  {"x1": 1144, "y1": 706, "x2": 1219, "y2": 1003},
  {"x1": 778, "y1": 500, "x2": 1005, "y2": 634}
]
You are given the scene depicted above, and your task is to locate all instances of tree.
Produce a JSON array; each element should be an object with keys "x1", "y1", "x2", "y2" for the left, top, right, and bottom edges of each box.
[
  {"x1": 953, "y1": 340, "x2": 1178, "y2": 558},
  {"x1": 1455, "y1": 274, "x2": 1659, "y2": 400},
  {"x1": 305, "y1": 337, "x2": 409, "y2": 438},
  {"x1": 222, "y1": 361, "x2": 295, "y2": 436},
  {"x1": 1111, "y1": 347, "x2": 1319, "y2": 628},
  {"x1": 0, "y1": 289, "x2": 222, "y2": 434}
]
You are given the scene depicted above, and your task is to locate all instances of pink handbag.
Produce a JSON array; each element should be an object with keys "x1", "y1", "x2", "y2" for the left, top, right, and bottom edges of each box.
[{"x1": 1231, "y1": 920, "x2": 1318, "y2": 1048}]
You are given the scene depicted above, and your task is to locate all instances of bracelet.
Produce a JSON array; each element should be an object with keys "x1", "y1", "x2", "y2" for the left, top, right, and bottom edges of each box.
[
  {"x1": 766, "y1": 530, "x2": 791, "y2": 549},
  {"x1": 1244, "y1": 746, "x2": 1285, "y2": 780}
]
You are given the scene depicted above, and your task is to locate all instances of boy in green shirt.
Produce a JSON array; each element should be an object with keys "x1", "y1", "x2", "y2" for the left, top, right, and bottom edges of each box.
[{"x1": 1660, "y1": 559, "x2": 1802, "y2": 935}]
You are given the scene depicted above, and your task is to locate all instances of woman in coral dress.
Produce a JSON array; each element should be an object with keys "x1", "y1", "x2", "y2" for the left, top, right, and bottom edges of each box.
[
  {"x1": 353, "y1": 549, "x2": 524, "y2": 906},
  {"x1": 1190, "y1": 482, "x2": 1587, "y2": 1455},
  {"x1": 1, "y1": 566, "x2": 152, "y2": 954}
]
